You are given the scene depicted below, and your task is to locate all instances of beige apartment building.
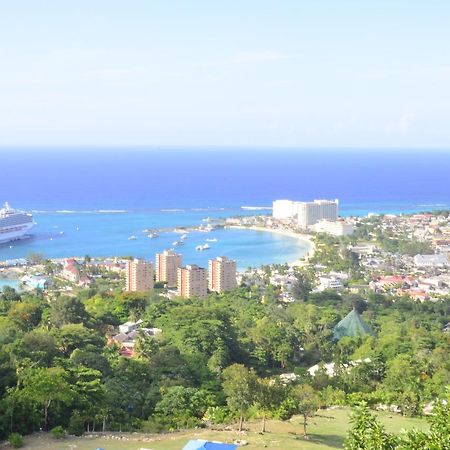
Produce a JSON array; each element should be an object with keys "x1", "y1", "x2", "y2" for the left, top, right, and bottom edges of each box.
[
  {"x1": 125, "y1": 259, "x2": 154, "y2": 292},
  {"x1": 208, "y1": 256, "x2": 237, "y2": 293},
  {"x1": 156, "y1": 249, "x2": 182, "y2": 287},
  {"x1": 177, "y1": 264, "x2": 208, "y2": 298}
]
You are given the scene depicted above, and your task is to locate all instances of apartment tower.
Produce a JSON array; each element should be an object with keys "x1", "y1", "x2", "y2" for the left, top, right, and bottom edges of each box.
[
  {"x1": 155, "y1": 249, "x2": 182, "y2": 287},
  {"x1": 208, "y1": 256, "x2": 237, "y2": 293},
  {"x1": 125, "y1": 259, "x2": 154, "y2": 292},
  {"x1": 297, "y1": 199, "x2": 339, "y2": 228},
  {"x1": 177, "y1": 264, "x2": 208, "y2": 298}
]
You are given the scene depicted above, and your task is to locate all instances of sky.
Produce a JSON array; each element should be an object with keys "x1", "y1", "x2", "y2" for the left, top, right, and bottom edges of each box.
[{"x1": 0, "y1": 1, "x2": 449, "y2": 148}]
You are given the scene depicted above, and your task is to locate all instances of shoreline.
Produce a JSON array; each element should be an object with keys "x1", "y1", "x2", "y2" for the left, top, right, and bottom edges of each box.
[{"x1": 226, "y1": 225, "x2": 315, "y2": 267}]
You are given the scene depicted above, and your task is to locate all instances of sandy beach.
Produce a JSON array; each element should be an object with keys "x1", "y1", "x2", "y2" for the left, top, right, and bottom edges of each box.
[{"x1": 226, "y1": 225, "x2": 315, "y2": 267}]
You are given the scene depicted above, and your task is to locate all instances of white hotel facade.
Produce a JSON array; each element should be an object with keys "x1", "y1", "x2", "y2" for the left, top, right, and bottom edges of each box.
[{"x1": 273, "y1": 199, "x2": 339, "y2": 228}]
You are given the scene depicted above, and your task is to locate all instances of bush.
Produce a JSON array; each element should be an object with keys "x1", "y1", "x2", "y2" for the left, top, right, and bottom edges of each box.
[
  {"x1": 68, "y1": 411, "x2": 84, "y2": 436},
  {"x1": 203, "y1": 406, "x2": 235, "y2": 425},
  {"x1": 8, "y1": 433, "x2": 23, "y2": 448},
  {"x1": 141, "y1": 418, "x2": 166, "y2": 433},
  {"x1": 50, "y1": 425, "x2": 65, "y2": 439}
]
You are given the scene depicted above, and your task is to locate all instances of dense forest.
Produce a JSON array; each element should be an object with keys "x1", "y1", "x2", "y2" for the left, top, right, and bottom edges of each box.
[{"x1": 0, "y1": 281, "x2": 449, "y2": 441}]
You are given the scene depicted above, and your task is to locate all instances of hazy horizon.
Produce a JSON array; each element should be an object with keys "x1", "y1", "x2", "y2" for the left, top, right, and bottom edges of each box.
[{"x1": 1, "y1": 1, "x2": 450, "y2": 149}]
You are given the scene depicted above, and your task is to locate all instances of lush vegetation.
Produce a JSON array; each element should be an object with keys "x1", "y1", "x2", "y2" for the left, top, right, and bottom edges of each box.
[{"x1": 0, "y1": 280, "x2": 449, "y2": 441}]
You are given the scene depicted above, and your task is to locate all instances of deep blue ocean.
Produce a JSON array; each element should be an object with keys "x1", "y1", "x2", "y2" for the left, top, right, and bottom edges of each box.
[{"x1": 1, "y1": 148, "x2": 449, "y2": 269}]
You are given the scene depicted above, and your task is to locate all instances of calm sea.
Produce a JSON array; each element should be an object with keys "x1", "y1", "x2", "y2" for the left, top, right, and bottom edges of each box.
[{"x1": 0, "y1": 148, "x2": 449, "y2": 268}]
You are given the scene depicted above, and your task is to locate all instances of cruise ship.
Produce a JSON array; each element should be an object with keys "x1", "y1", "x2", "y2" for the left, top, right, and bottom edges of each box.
[{"x1": 0, "y1": 202, "x2": 35, "y2": 244}]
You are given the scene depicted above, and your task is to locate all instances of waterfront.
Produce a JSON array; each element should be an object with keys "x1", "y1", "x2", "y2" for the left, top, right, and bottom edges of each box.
[{"x1": 0, "y1": 209, "x2": 311, "y2": 271}]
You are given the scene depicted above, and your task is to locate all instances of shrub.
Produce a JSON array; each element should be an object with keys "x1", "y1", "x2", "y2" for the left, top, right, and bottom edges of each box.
[
  {"x1": 68, "y1": 411, "x2": 84, "y2": 436},
  {"x1": 50, "y1": 425, "x2": 65, "y2": 439},
  {"x1": 203, "y1": 406, "x2": 235, "y2": 425},
  {"x1": 8, "y1": 433, "x2": 23, "y2": 448}
]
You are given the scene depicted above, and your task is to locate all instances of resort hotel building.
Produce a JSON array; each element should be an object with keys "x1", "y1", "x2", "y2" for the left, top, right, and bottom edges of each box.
[
  {"x1": 272, "y1": 198, "x2": 339, "y2": 228},
  {"x1": 156, "y1": 249, "x2": 182, "y2": 287},
  {"x1": 125, "y1": 259, "x2": 154, "y2": 292},
  {"x1": 208, "y1": 256, "x2": 237, "y2": 293},
  {"x1": 177, "y1": 264, "x2": 208, "y2": 299}
]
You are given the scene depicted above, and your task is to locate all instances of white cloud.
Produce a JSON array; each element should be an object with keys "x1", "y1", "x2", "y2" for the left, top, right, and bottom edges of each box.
[
  {"x1": 202, "y1": 51, "x2": 293, "y2": 67},
  {"x1": 386, "y1": 112, "x2": 417, "y2": 134}
]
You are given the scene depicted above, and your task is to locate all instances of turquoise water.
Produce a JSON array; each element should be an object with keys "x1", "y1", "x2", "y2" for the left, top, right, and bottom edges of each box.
[
  {"x1": 0, "y1": 210, "x2": 310, "y2": 270},
  {"x1": 1, "y1": 148, "x2": 449, "y2": 269},
  {"x1": 0, "y1": 279, "x2": 21, "y2": 291}
]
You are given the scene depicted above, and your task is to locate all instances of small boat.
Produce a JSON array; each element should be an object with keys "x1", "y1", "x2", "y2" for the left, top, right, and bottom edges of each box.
[
  {"x1": 128, "y1": 235, "x2": 137, "y2": 240},
  {"x1": 76, "y1": 227, "x2": 80, "y2": 231},
  {"x1": 180, "y1": 234, "x2": 188, "y2": 240},
  {"x1": 59, "y1": 231, "x2": 64, "y2": 235},
  {"x1": 172, "y1": 240, "x2": 184, "y2": 246},
  {"x1": 195, "y1": 243, "x2": 210, "y2": 251},
  {"x1": 206, "y1": 238, "x2": 217, "y2": 242},
  {"x1": 147, "y1": 233, "x2": 158, "y2": 238}
]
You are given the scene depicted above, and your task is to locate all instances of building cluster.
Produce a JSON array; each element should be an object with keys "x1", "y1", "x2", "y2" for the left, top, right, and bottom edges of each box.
[
  {"x1": 125, "y1": 250, "x2": 237, "y2": 298},
  {"x1": 349, "y1": 213, "x2": 450, "y2": 300},
  {"x1": 272, "y1": 198, "x2": 354, "y2": 235},
  {"x1": 60, "y1": 258, "x2": 91, "y2": 287}
]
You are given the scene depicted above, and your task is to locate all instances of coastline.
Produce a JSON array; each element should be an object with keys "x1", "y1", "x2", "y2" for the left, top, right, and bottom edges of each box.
[{"x1": 226, "y1": 225, "x2": 315, "y2": 267}]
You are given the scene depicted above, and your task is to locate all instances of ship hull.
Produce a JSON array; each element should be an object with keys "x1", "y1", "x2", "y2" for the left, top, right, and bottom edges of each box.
[{"x1": 0, "y1": 222, "x2": 35, "y2": 244}]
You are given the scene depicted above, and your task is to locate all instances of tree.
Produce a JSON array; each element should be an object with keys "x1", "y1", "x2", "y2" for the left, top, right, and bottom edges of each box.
[
  {"x1": 53, "y1": 323, "x2": 104, "y2": 356},
  {"x1": 290, "y1": 384, "x2": 321, "y2": 438},
  {"x1": 153, "y1": 386, "x2": 210, "y2": 429},
  {"x1": 345, "y1": 403, "x2": 398, "y2": 450},
  {"x1": 344, "y1": 390, "x2": 450, "y2": 449},
  {"x1": 292, "y1": 271, "x2": 313, "y2": 301},
  {"x1": 0, "y1": 287, "x2": 20, "y2": 302},
  {"x1": 19, "y1": 367, "x2": 73, "y2": 430},
  {"x1": 255, "y1": 377, "x2": 283, "y2": 433},
  {"x1": 26, "y1": 252, "x2": 44, "y2": 265},
  {"x1": 8, "y1": 302, "x2": 42, "y2": 331},
  {"x1": 222, "y1": 364, "x2": 257, "y2": 432},
  {"x1": 49, "y1": 296, "x2": 88, "y2": 327}
]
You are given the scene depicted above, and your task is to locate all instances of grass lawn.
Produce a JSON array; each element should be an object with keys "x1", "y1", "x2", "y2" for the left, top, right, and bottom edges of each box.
[{"x1": 17, "y1": 409, "x2": 429, "y2": 450}]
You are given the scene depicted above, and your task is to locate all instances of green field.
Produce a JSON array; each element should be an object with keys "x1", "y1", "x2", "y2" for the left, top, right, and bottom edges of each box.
[{"x1": 17, "y1": 409, "x2": 429, "y2": 450}]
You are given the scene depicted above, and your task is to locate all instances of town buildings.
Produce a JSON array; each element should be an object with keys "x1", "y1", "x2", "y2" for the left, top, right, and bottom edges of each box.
[
  {"x1": 177, "y1": 264, "x2": 208, "y2": 298},
  {"x1": 156, "y1": 249, "x2": 182, "y2": 287},
  {"x1": 208, "y1": 256, "x2": 237, "y2": 293},
  {"x1": 125, "y1": 258, "x2": 154, "y2": 292},
  {"x1": 312, "y1": 219, "x2": 355, "y2": 236}
]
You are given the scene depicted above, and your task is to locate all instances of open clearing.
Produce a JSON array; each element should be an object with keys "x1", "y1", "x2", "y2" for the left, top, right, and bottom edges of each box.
[{"x1": 16, "y1": 409, "x2": 429, "y2": 450}]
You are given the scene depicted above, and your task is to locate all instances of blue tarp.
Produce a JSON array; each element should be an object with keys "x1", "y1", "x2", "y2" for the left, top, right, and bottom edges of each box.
[{"x1": 182, "y1": 439, "x2": 237, "y2": 450}]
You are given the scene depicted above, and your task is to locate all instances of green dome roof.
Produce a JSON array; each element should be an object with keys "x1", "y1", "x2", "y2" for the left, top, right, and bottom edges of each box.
[{"x1": 333, "y1": 308, "x2": 374, "y2": 340}]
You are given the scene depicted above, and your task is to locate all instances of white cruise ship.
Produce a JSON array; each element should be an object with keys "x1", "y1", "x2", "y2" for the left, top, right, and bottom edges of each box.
[{"x1": 0, "y1": 202, "x2": 35, "y2": 244}]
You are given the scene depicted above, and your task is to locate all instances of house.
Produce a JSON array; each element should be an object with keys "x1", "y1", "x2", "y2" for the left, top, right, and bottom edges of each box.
[
  {"x1": 61, "y1": 259, "x2": 81, "y2": 283},
  {"x1": 109, "y1": 320, "x2": 162, "y2": 357}
]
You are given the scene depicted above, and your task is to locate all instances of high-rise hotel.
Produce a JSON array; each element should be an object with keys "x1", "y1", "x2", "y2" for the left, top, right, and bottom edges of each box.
[
  {"x1": 125, "y1": 259, "x2": 154, "y2": 292},
  {"x1": 272, "y1": 198, "x2": 339, "y2": 228},
  {"x1": 208, "y1": 256, "x2": 237, "y2": 293},
  {"x1": 156, "y1": 249, "x2": 182, "y2": 287},
  {"x1": 177, "y1": 264, "x2": 208, "y2": 298},
  {"x1": 297, "y1": 199, "x2": 338, "y2": 228}
]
